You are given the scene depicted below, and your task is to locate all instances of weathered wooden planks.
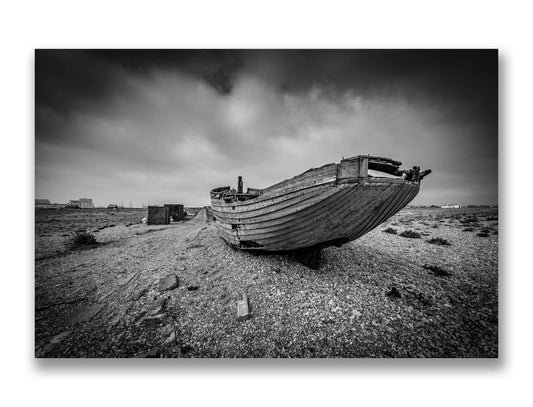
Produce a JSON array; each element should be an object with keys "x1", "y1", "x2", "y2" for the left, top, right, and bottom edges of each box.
[
  {"x1": 213, "y1": 182, "x2": 418, "y2": 251},
  {"x1": 263, "y1": 163, "x2": 337, "y2": 194},
  {"x1": 210, "y1": 155, "x2": 426, "y2": 251},
  {"x1": 253, "y1": 185, "x2": 417, "y2": 250},
  {"x1": 164, "y1": 204, "x2": 184, "y2": 221}
]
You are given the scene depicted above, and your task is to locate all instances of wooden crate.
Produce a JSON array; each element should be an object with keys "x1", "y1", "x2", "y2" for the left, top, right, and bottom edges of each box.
[
  {"x1": 147, "y1": 206, "x2": 170, "y2": 225},
  {"x1": 164, "y1": 204, "x2": 184, "y2": 221}
]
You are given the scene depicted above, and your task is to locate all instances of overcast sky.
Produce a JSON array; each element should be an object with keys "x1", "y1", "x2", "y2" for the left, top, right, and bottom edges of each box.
[{"x1": 35, "y1": 49, "x2": 497, "y2": 207}]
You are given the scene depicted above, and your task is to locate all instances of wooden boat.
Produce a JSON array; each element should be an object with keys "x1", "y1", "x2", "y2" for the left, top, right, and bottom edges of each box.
[{"x1": 210, "y1": 155, "x2": 431, "y2": 252}]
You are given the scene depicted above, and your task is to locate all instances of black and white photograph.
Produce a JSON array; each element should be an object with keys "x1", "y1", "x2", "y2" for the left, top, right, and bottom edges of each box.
[
  {"x1": 34, "y1": 49, "x2": 498, "y2": 358},
  {"x1": 8, "y1": 0, "x2": 533, "y2": 405}
]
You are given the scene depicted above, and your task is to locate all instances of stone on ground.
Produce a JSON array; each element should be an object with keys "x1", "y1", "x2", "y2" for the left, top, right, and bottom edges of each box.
[{"x1": 158, "y1": 274, "x2": 179, "y2": 292}]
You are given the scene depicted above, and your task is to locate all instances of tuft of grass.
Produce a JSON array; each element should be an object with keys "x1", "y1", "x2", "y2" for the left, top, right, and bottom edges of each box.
[
  {"x1": 427, "y1": 237, "x2": 451, "y2": 246},
  {"x1": 431, "y1": 224, "x2": 439, "y2": 228},
  {"x1": 399, "y1": 230, "x2": 421, "y2": 239},
  {"x1": 423, "y1": 264, "x2": 452, "y2": 277},
  {"x1": 460, "y1": 216, "x2": 479, "y2": 224},
  {"x1": 383, "y1": 227, "x2": 397, "y2": 235},
  {"x1": 463, "y1": 227, "x2": 474, "y2": 232},
  {"x1": 70, "y1": 231, "x2": 98, "y2": 248},
  {"x1": 476, "y1": 231, "x2": 490, "y2": 237}
]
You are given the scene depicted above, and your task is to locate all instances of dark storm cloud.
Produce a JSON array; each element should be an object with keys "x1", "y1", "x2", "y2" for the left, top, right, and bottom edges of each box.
[
  {"x1": 37, "y1": 49, "x2": 497, "y2": 118},
  {"x1": 35, "y1": 49, "x2": 498, "y2": 206}
]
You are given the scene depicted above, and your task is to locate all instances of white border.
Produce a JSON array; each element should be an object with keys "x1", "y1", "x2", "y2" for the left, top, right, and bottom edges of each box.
[{"x1": 2, "y1": 1, "x2": 531, "y2": 406}]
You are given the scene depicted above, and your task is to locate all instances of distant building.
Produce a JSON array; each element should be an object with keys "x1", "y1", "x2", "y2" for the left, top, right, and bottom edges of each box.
[
  {"x1": 35, "y1": 199, "x2": 67, "y2": 209},
  {"x1": 441, "y1": 204, "x2": 460, "y2": 209},
  {"x1": 69, "y1": 198, "x2": 95, "y2": 208},
  {"x1": 35, "y1": 199, "x2": 51, "y2": 208}
]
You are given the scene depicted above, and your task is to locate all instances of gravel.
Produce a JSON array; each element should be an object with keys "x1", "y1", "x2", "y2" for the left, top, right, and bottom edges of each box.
[{"x1": 35, "y1": 207, "x2": 498, "y2": 358}]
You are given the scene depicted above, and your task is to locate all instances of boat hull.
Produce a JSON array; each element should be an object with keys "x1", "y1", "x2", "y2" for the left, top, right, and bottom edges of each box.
[{"x1": 211, "y1": 177, "x2": 420, "y2": 252}]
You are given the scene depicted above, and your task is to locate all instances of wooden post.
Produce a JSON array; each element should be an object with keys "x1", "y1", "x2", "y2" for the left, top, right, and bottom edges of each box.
[
  {"x1": 236, "y1": 294, "x2": 251, "y2": 321},
  {"x1": 358, "y1": 156, "x2": 369, "y2": 177},
  {"x1": 237, "y1": 176, "x2": 243, "y2": 194}
]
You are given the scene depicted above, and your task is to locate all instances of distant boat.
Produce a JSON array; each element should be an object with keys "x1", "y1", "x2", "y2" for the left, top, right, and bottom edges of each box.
[{"x1": 210, "y1": 155, "x2": 431, "y2": 252}]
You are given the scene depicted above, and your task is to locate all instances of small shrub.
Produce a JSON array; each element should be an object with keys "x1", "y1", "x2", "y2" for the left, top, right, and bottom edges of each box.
[
  {"x1": 383, "y1": 227, "x2": 397, "y2": 234},
  {"x1": 399, "y1": 230, "x2": 421, "y2": 239},
  {"x1": 423, "y1": 264, "x2": 452, "y2": 277},
  {"x1": 427, "y1": 237, "x2": 451, "y2": 246},
  {"x1": 70, "y1": 231, "x2": 98, "y2": 248}
]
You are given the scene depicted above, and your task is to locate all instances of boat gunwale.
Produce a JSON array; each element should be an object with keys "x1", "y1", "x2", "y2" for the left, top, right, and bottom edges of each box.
[
  {"x1": 211, "y1": 180, "x2": 336, "y2": 211},
  {"x1": 212, "y1": 184, "x2": 341, "y2": 222},
  {"x1": 214, "y1": 183, "x2": 364, "y2": 231},
  {"x1": 210, "y1": 175, "x2": 420, "y2": 209}
]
